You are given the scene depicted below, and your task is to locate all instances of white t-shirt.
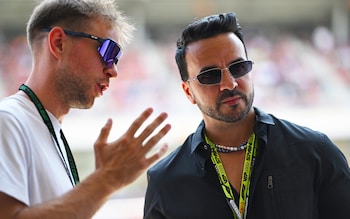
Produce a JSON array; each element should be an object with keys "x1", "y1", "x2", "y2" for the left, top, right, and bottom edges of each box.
[{"x1": 0, "y1": 93, "x2": 74, "y2": 206}]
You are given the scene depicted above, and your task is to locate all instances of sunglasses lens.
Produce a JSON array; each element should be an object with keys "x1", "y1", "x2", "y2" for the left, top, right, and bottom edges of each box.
[
  {"x1": 229, "y1": 61, "x2": 253, "y2": 78},
  {"x1": 197, "y1": 69, "x2": 222, "y2": 85},
  {"x1": 98, "y1": 39, "x2": 122, "y2": 67},
  {"x1": 192, "y1": 61, "x2": 253, "y2": 85}
]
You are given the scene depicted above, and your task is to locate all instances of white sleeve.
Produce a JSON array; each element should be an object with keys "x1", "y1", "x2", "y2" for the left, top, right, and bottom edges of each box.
[{"x1": 0, "y1": 110, "x2": 30, "y2": 205}]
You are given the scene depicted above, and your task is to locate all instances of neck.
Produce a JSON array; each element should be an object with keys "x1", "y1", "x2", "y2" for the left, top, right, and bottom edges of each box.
[
  {"x1": 21, "y1": 80, "x2": 69, "y2": 123},
  {"x1": 204, "y1": 108, "x2": 255, "y2": 147}
]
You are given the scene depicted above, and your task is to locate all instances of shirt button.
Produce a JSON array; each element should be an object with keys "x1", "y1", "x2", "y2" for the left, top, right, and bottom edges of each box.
[{"x1": 203, "y1": 144, "x2": 209, "y2": 150}]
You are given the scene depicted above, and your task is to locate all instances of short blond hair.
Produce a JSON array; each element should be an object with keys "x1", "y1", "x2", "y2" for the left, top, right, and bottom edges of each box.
[{"x1": 27, "y1": 0, "x2": 134, "y2": 51}]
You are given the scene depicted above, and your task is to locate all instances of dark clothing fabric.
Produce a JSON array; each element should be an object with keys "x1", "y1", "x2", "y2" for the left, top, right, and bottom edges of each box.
[{"x1": 144, "y1": 108, "x2": 350, "y2": 219}]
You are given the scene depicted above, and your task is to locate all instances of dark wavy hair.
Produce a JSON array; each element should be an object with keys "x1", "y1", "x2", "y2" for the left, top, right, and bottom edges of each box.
[{"x1": 175, "y1": 12, "x2": 247, "y2": 81}]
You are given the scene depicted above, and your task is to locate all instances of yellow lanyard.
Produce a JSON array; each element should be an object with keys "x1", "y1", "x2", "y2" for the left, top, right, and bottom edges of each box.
[{"x1": 205, "y1": 133, "x2": 257, "y2": 219}]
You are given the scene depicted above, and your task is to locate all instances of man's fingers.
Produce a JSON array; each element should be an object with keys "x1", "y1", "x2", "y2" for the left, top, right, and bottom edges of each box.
[
  {"x1": 136, "y1": 112, "x2": 169, "y2": 142},
  {"x1": 125, "y1": 108, "x2": 154, "y2": 136},
  {"x1": 145, "y1": 144, "x2": 169, "y2": 165},
  {"x1": 95, "y1": 118, "x2": 113, "y2": 146},
  {"x1": 141, "y1": 123, "x2": 171, "y2": 153}
]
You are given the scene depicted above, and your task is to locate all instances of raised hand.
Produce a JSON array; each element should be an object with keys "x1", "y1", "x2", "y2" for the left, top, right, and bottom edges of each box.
[{"x1": 93, "y1": 108, "x2": 171, "y2": 188}]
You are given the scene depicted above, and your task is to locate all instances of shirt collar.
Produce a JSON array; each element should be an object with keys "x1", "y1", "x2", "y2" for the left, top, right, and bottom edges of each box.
[
  {"x1": 190, "y1": 107, "x2": 275, "y2": 154},
  {"x1": 190, "y1": 120, "x2": 206, "y2": 154},
  {"x1": 254, "y1": 107, "x2": 274, "y2": 125}
]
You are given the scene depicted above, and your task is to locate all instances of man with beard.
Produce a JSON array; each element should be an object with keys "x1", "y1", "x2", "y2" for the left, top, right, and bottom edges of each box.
[
  {"x1": 0, "y1": 0, "x2": 171, "y2": 218},
  {"x1": 144, "y1": 12, "x2": 350, "y2": 219}
]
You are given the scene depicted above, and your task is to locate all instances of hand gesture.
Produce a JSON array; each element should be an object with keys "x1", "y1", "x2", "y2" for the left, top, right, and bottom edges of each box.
[{"x1": 93, "y1": 108, "x2": 171, "y2": 189}]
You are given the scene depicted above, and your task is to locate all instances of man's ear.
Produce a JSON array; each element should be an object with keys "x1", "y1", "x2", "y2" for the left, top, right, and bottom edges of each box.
[
  {"x1": 181, "y1": 81, "x2": 196, "y2": 104},
  {"x1": 47, "y1": 27, "x2": 67, "y2": 60}
]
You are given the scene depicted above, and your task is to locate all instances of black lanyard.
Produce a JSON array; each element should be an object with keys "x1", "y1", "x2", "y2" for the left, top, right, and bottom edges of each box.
[{"x1": 19, "y1": 84, "x2": 80, "y2": 186}]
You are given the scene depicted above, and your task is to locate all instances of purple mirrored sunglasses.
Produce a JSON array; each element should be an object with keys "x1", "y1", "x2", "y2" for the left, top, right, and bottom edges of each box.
[{"x1": 43, "y1": 27, "x2": 122, "y2": 68}]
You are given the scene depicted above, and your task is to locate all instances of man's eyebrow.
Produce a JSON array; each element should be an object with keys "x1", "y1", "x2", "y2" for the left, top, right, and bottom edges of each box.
[
  {"x1": 199, "y1": 65, "x2": 218, "y2": 73},
  {"x1": 199, "y1": 58, "x2": 245, "y2": 73},
  {"x1": 228, "y1": 58, "x2": 244, "y2": 65}
]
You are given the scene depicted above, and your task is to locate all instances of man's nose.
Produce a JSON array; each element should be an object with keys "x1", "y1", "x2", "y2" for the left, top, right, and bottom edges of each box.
[
  {"x1": 105, "y1": 64, "x2": 118, "y2": 78},
  {"x1": 219, "y1": 68, "x2": 238, "y2": 90}
]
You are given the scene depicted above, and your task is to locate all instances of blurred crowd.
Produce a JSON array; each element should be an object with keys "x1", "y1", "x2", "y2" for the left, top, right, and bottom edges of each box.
[
  {"x1": 1, "y1": 25, "x2": 348, "y2": 203},
  {"x1": 1, "y1": 26, "x2": 350, "y2": 114}
]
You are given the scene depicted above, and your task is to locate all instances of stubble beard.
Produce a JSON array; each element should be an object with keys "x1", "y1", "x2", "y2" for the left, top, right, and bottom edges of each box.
[
  {"x1": 197, "y1": 89, "x2": 254, "y2": 123},
  {"x1": 55, "y1": 67, "x2": 95, "y2": 109}
]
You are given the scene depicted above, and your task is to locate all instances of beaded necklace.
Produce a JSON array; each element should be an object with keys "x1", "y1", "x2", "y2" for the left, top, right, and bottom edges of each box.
[{"x1": 215, "y1": 141, "x2": 248, "y2": 153}]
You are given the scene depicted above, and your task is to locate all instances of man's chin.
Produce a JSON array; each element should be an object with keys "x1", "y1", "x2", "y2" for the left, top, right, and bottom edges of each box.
[{"x1": 71, "y1": 100, "x2": 95, "y2": 110}]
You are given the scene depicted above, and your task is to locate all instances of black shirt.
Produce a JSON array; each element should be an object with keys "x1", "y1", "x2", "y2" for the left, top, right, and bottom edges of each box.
[{"x1": 144, "y1": 108, "x2": 350, "y2": 219}]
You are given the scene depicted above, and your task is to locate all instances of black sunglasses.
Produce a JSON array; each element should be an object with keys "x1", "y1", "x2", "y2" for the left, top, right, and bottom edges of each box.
[
  {"x1": 187, "y1": 60, "x2": 253, "y2": 85},
  {"x1": 43, "y1": 27, "x2": 122, "y2": 68}
]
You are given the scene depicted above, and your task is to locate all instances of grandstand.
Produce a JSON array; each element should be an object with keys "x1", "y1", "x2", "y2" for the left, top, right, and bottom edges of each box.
[{"x1": 0, "y1": 1, "x2": 349, "y2": 218}]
